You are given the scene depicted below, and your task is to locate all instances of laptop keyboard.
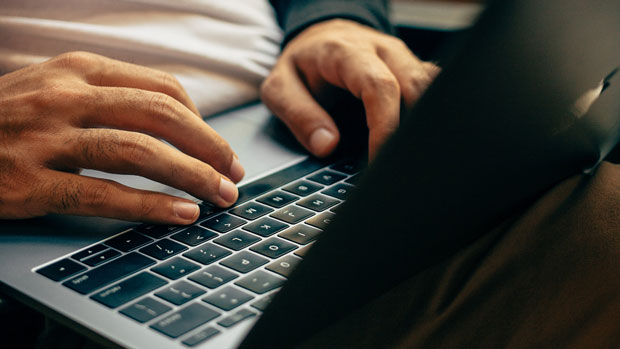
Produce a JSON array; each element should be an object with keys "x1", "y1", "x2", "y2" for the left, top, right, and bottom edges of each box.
[{"x1": 35, "y1": 158, "x2": 360, "y2": 347}]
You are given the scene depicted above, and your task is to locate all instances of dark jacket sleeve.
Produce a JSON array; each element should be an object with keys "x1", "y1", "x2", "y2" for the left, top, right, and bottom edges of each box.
[{"x1": 270, "y1": 0, "x2": 393, "y2": 47}]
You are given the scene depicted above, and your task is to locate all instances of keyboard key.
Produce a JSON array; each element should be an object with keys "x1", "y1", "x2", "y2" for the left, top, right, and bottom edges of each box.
[
  {"x1": 189, "y1": 265, "x2": 238, "y2": 289},
  {"x1": 71, "y1": 244, "x2": 107, "y2": 262},
  {"x1": 229, "y1": 202, "x2": 273, "y2": 220},
  {"x1": 257, "y1": 191, "x2": 298, "y2": 208},
  {"x1": 322, "y1": 182, "x2": 355, "y2": 200},
  {"x1": 135, "y1": 225, "x2": 182, "y2": 239},
  {"x1": 182, "y1": 327, "x2": 220, "y2": 347},
  {"x1": 155, "y1": 280, "x2": 205, "y2": 306},
  {"x1": 307, "y1": 170, "x2": 346, "y2": 185},
  {"x1": 235, "y1": 158, "x2": 324, "y2": 203},
  {"x1": 266, "y1": 255, "x2": 302, "y2": 278},
  {"x1": 220, "y1": 251, "x2": 268, "y2": 273},
  {"x1": 203, "y1": 286, "x2": 253, "y2": 311},
  {"x1": 271, "y1": 206, "x2": 315, "y2": 224},
  {"x1": 139, "y1": 239, "x2": 187, "y2": 260},
  {"x1": 183, "y1": 243, "x2": 231, "y2": 265},
  {"x1": 151, "y1": 303, "x2": 220, "y2": 338},
  {"x1": 91, "y1": 272, "x2": 167, "y2": 308},
  {"x1": 120, "y1": 297, "x2": 172, "y2": 323},
  {"x1": 330, "y1": 204, "x2": 342, "y2": 213},
  {"x1": 294, "y1": 244, "x2": 313, "y2": 258},
  {"x1": 214, "y1": 230, "x2": 260, "y2": 251},
  {"x1": 330, "y1": 160, "x2": 361, "y2": 174},
  {"x1": 82, "y1": 249, "x2": 121, "y2": 267},
  {"x1": 151, "y1": 257, "x2": 200, "y2": 280},
  {"x1": 278, "y1": 225, "x2": 321, "y2": 245},
  {"x1": 344, "y1": 173, "x2": 361, "y2": 185},
  {"x1": 250, "y1": 237, "x2": 297, "y2": 259},
  {"x1": 297, "y1": 194, "x2": 339, "y2": 212},
  {"x1": 37, "y1": 259, "x2": 86, "y2": 282},
  {"x1": 306, "y1": 212, "x2": 336, "y2": 230},
  {"x1": 171, "y1": 226, "x2": 217, "y2": 246},
  {"x1": 237, "y1": 182, "x2": 276, "y2": 204},
  {"x1": 105, "y1": 231, "x2": 152, "y2": 252},
  {"x1": 217, "y1": 308, "x2": 256, "y2": 328},
  {"x1": 243, "y1": 217, "x2": 289, "y2": 237},
  {"x1": 282, "y1": 180, "x2": 323, "y2": 197},
  {"x1": 235, "y1": 270, "x2": 286, "y2": 294},
  {"x1": 251, "y1": 293, "x2": 275, "y2": 311},
  {"x1": 63, "y1": 253, "x2": 155, "y2": 294},
  {"x1": 198, "y1": 203, "x2": 220, "y2": 220},
  {"x1": 200, "y1": 214, "x2": 246, "y2": 233}
]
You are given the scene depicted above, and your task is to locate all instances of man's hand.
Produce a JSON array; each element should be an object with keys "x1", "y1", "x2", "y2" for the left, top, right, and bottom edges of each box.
[
  {"x1": 261, "y1": 19, "x2": 439, "y2": 159},
  {"x1": 0, "y1": 52, "x2": 244, "y2": 224}
]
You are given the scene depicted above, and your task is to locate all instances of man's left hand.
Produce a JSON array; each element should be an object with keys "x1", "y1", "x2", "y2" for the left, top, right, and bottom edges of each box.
[{"x1": 261, "y1": 19, "x2": 439, "y2": 159}]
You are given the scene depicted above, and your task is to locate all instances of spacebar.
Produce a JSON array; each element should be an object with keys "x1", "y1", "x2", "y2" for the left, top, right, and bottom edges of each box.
[{"x1": 63, "y1": 253, "x2": 155, "y2": 295}]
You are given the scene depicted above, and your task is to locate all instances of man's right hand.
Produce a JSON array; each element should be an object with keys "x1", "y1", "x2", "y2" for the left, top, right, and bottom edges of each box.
[{"x1": 0, "y1": 52, "x2": 244, "y2": 224}]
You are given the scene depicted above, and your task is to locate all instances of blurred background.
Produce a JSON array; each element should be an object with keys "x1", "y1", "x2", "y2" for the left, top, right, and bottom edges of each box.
[{"x1": 391, "y1": 0, "x2": 485, "y2": 61}]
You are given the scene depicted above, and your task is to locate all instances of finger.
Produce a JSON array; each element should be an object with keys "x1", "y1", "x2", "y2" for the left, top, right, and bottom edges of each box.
[
  {"x1": 57, "y1": 128, "x2": 238, "y2": 207},
  {"x1": 80, "y1": 86, "x2": 244, "y2": 183},
  {"x1": 260, "y1": 60, "x2": 340, "y2": 157},
  {"x1": 423, "y1": 62, "x2": 442, "y2": 80},
  {"x1": 310, "y1": 50, "x2": 401, "y2": 159},
  {"x1": 38, "y1": 169, "x2": 202, "y2": 224},
  {"x1": 377, "y1": 44, "x2": 437, "y2": 109},
  {"x1": 51, "y1": 51, "x2": 200, "y2": 116}
]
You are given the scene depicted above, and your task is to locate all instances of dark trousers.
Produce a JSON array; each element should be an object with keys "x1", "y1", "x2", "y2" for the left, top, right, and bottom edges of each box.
[{"x1": 301, "y1": 161, "x2": 620, "y2": 348}]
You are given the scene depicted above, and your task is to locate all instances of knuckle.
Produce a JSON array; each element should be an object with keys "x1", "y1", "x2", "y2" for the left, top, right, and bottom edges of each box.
[
  {"x1": 122, "y1": 133, "x2": 155, "y2": 165},
  {"x1": 260, "y1": 74, "x2": 283, "y2": 102},
  {"x1": 161, "y1": 72, "x2": 184, "y2": 94},
  {"x1": 364, "y1": 73, "x2": 400, "y2": 96},
  {"x1": 48, "y1": 178, "x2": 82, "y2": 212},
  {"x1": 148, "y1": 93, "x2": 178, "y2": 122},
  {"x1": 34, "y1": 82, "x2": 88, "y2": 111},
  {"x1": 138, "y1": 194, "x2": 157, "y2": 218},
  {"x1": 406, "y1": 71, "x2": 433, "y2": 99},
  {"x1": 213, "y1": 140, "x2": 233, "y2": 170},
  {"x1": 77, "y1": 129, "x2": 120, "y2": 163},
  {"x1": 0, "y1": 157, "x2": 41, "y2": 217},
  {"x1": 260, "y1": 76, "x2": 290, "y2": 114},
  {"x1": 52, "y1": 51, "x2": 97, "y2": 70},
  {"x1": 196, "y1": 162, "x2": 220, "y2": 195},
  {"x1": 321, "y1": 37, "x2": 350, "y2": 54},
  {"x1": 83, "y1": 183, "x2": 111, "y2": 208},
  {"x1": 389, "y1": 36, "x2": 409, "y2": 51}
]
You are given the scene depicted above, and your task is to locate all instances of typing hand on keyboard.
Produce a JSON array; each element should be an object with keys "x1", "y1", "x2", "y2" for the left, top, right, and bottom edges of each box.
[{"x1": 0, "y1": 51, "x2": 244, "y2": 225}]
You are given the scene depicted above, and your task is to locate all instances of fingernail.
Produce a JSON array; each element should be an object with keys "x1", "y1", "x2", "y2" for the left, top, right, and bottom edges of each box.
[
  {"x1": 173, "y1": 202, "x2": 199, "y2": 221},
  {"x1": 229, "y1": 156, "x2": 245, "y2": 183},
  {"x1": 310, "y1": 128, "x2": 336, "y2": 156},
  {"x1": 219, "y1": 177, "x2": 238, "y2": 204}
]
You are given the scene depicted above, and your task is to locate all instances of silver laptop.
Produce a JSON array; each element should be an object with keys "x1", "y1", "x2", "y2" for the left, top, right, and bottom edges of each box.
[{"x1": 2, "y1": 0, "x2": 620, "y2": 347}]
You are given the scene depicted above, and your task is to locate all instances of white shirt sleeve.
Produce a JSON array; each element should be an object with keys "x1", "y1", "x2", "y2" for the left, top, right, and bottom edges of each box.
[{"x1": 0, "y1": 0, "x2": 283, "y2": 116}]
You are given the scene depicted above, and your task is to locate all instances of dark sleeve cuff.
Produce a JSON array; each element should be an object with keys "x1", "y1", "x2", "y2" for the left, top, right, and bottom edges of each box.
[{"x1": 270, "y1": 0, "x2": 393, "y2": 47}]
